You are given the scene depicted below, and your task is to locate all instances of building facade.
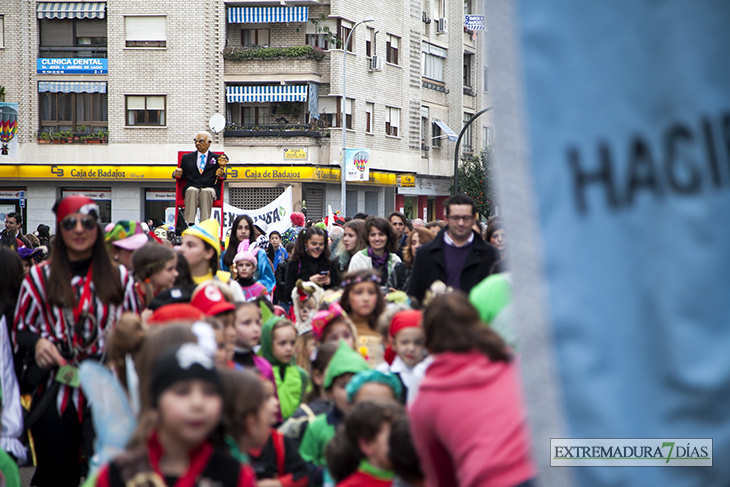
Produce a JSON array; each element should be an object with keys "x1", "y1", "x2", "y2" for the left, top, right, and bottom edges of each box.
[{"x1": 0, "y1": 0, "x2": 491, "y2": 233}]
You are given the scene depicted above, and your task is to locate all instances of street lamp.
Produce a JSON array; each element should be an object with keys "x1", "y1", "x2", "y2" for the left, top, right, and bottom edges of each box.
[{"x1": 341, "y1": 16, "x2": 374, "y2": 218}]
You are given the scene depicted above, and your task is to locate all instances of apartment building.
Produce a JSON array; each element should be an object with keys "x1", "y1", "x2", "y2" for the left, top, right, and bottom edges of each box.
[{"x1": 0, "y1": 0, "x2": 490, "y2": 233}]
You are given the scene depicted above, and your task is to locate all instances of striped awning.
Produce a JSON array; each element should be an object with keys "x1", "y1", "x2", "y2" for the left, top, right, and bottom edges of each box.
[
  {"x1": 227, "y1": 6, "x2": 308, "y2": 23},
  {"x1": 37, "y1": 2, "x2": 106, "y2": 19},
  {"x1": 227, "y1": 85, "x2": 307, "y2": 103},
  {"x1": 39, "y1": 81, "x2": 107, "y2": 93}
]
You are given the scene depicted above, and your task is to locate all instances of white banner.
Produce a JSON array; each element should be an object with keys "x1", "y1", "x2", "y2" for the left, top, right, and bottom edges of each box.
[{"x1": 167, "y1": 186, "x2": 293, "y2": 237}]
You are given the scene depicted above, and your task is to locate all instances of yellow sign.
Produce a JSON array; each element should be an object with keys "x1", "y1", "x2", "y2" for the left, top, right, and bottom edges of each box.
[
  {"x1": 0, "y1": 165, "x2": 174, "y2": 180},
  {"x1": 284, "y1": 148, "x2": 308, "y2": 160},
  {"x1": 0, "y1": 164, "x2": 399, "y2": 186},
  {"x1": 399, "y1": 174, "x2": 416, "y2": 187}
]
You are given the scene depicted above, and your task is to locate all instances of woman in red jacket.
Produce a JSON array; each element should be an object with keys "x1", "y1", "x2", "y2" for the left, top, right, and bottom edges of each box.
[{"x1": 409, "y1": 292, "x2": 536, "y2": 487}]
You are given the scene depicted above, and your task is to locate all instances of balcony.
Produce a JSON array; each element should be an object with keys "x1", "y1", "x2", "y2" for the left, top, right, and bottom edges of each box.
[
  {"x1": 224, "y1": 46, "x2": 329, "y2": 83},
  {"x1": 39, "y1": 46, "x2": 108, "y2": 58},
  {"x1": 224, "y1": 124, "x2": 328, "y2": 139}
]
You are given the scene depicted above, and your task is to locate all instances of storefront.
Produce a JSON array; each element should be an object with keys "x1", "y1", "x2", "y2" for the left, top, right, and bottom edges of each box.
[
  {"x1": 396, "y1": 175, "x2": 452, "y2": 222},
  {"x1": 1, "y1": 163, "x2": 401, "y2": 232}
]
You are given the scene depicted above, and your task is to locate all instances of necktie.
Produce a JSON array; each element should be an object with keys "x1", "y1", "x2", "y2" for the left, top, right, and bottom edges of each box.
[{"x1": 199, "y1": 154, "x2": 206, "y2": 174}]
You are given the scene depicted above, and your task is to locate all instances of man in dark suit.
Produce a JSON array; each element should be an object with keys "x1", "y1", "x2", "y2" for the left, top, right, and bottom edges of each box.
[
  {"x1": 407, "y1": 194, "x2": 500, "y2": 302},
  {"x1": 173, "y1": 131, "x2": 227, "y2": 225}
]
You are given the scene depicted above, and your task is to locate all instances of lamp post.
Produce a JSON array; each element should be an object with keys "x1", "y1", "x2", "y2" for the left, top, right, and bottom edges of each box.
[
  {"x1": 341, "y1": 16, "x2": 374, "y2": 218},
  {"x1": 453, "y1": 106, "x2": 492, "y2": 195}
]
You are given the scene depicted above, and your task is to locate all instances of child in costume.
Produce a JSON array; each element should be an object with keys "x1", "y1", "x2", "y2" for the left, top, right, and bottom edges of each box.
[
  {"x1": 131, "y1": 243, "x2": 178, "y2": 310},
  {"x1": 311, "y1": 302, "x2": 358, "y2": 349},
  {"x1": 339, "y1": 271, "x2": 387, "y2": 366},
  {"x1": 94, "y1": 343, "x2": 253, "y2": 487},
  {"x1": 298, "y1": 341, "x2": 370, "y2": 475},
  {"x1": 345, "y1": 370, "x2": 403, "y2": 405},
  {"x1": 180, "y1": 219, "x2": 246, "y2": 301},
  {"x1": 387, "y1": 417, "x2": 424, "y2": 487},
  {"x1": 260, "y1": 319, "x2": 310, "y2": 421},
  {"x1": 326, "y1": 400, "x2": 405, "y2": 487},
  {"x1": 278, "y1": 342, "x2": 338, "y2": 446},
  {"x1": 249, "y1": 380, "x2": 309, "y2": 487},
  {"x1": 268, "y1": 231, "x2": 289, "y2": 271},
  {"x1": 234, "y1": 240, "x2": 270, "y2": 301},
  {"x1": 375, "y1": 310, "x2": 426, "y2": 404}
]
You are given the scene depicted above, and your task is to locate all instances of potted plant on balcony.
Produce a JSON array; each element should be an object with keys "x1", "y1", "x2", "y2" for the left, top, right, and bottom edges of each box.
[
  {"x1": 51, "y1": 132, "x2": 64, "y2": 144},
  {"x1": 75, "y1": 125, "x2": 86, "y2": 141},
  {"x1": 64, "y1": 130, "x2": 74, "y2": 143},
  {"x1": 36, "y1": 131, "x2": 51, "y2": 144},
  {"x1": 97, "y1": 129, "x2": 108, "y2": 143}
]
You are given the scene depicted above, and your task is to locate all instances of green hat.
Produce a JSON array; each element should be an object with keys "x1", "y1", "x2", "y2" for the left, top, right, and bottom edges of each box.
[
  {"x1": 346, "y1": 370, "x2": 403, "y2": 403},
  {"x1": 259, "y1": 315, "x2": 290, "y2": 367},
  {"x1": 323, "y1": 340, "x2": 370, "y2": 389}
]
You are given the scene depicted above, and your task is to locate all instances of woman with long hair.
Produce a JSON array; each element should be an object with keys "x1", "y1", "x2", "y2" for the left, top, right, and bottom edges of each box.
[
  {"x1": 221, "y1": 214, "x2": 275, "y2": 292},
  {"x1": 333, "y1": 219, "x2": 368, "y2": 273},
  {"x1": 12, "y1": 196, "x2": 139, "y2": 487},
  {"x1": 387, "y1": 227, "x2": 435, "y2": 291},
  {"x1": 347, "y1": 217, "x2": 402, "y2": 285},
  {"x1": 409, "y1": 292, "x2": 536, "y2": 487},
  {"x1": 283, "y1": 226, "x2": 341, "y2": 302}
]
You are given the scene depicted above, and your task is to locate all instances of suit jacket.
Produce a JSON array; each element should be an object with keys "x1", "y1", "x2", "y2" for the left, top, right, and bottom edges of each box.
[
  {"x1": 407, "y1": 228, "x2": 499, "y2": 302},
  {"x1": 179, "y1": 151, "x2": 226, "y2": 200}
]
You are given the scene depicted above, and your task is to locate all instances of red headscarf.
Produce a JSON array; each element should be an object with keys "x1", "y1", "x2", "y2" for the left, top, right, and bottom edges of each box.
[{"x1": 54, "y1": 195, "x2": 99, "y2": 225}]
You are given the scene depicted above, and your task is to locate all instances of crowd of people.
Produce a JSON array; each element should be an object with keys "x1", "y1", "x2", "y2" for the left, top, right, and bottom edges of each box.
[{"x1": 0, "y1": 193, "x2": 532, "y2": 487}]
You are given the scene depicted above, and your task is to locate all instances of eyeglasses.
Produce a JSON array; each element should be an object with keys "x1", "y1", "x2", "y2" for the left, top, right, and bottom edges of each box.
[
  {"x1": 193, "y1": 139, "x2": 211, "y2": 144},
  {"x1": 447, "y1": 215, "x2": 474, "y2": 223},
  {"x1": 61, "y1": 216, "x2": 97, "y2": 231}
]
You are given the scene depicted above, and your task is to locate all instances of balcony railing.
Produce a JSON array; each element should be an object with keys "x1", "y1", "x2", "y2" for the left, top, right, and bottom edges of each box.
[
  {"x1": 224, "y1": 124, "x2": 327, "y2": 138},
  {"x1": 39, "y1": 46, "x2": 108, "y2": 58}
]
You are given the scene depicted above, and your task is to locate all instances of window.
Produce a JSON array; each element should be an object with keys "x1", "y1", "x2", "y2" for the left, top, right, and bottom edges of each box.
[
  {"x1": 319, "y1": 97, "x2": 341, "y2": 128},
  {"x1": 306, "y1": 34, "x2": 329, "y2": 50},
  {"x1": 126, "y1": 95, "x2": 166, "y2": 126},
  {"x1": 365, "y1": 102, "x2": 374, "y2": 133},
  {"x1": 385, "y1": 106, "x2": 400, "y2": 137},
  {"x1": 483, "y1": 126, "x2": 492, "y2": 148},
  {"x1": 432, "y1": 122, "x2": 442, "y2": 147},
  {"x1": 125, "y1": 16, "x2": 166, "y2": 48},
  {"x1": 365, "y1": 27, "x2": 375, "y2": 58},
  {"x1": 462, "y1": 112, "x2": 473, "y2": 154},
  {"x1": 386, "y1": 34, "x2": 399, "y2": 65},
  {"x1": 421, "y1": 107, "x2": 429, "y2": 149},
  {"x1": 0, "y1": 15, "x2": 4, "y2": 48},
  {"x1": 338, "y1": 20, "x2": 353, "y2": 52},
  {"x1": 435, "y1": 0, "x2": 446, "y2": 18},
  {"x1": 242, "y1": 106, "x2": 270, "y2": 126},
  {"x1": 39, "y1": 19, "x2": 107, "y2": 57},
  {"x1": 484, "y1": 67, "x2": 489, "y2": 92},
  {"x1": 344, "y1": 98, "x2": 354, "y2": 130},
  {"x1": 422, "y1": 43, "x2": 447, "y2": 82},
  {"x1": 464, "y1": 0, "x2": 472, "y2": 15},
  {"x1": 463, "y1": 53, "x2": 473, "y2": 87},
  {"x1": 40, "y1": 92, "x2": 108, "y2": 132},
  {"x1": 242, "y1": 29, "x2": 269, "y2": 47}
]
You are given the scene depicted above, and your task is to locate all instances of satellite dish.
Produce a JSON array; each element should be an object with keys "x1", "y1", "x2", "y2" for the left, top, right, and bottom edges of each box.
[{"x1": 209, "y1": 114, "x2": 226, "y2": 134}]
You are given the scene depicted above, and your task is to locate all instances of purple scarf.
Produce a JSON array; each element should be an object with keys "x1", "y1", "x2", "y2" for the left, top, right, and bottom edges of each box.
[{"x1": 368, "y1": 247, "x2": 390, "y2": 272}]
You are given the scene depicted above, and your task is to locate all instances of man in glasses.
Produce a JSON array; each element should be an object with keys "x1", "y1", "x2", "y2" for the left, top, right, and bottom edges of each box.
[
  {"x1": 407, "y1": 194, "x2": 499, "y2": 302},
  {"x1": 173, "y1": 131, "x2": 227, "y2": 226}
]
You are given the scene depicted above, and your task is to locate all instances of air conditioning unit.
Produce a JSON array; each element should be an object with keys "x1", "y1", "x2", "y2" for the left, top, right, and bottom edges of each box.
[
  {"x1": 436, "y1": 17, "x2": 448, "y2": 34},
  {"x1": 369, "y1": 55, "x2": 384, "y2": 71}
]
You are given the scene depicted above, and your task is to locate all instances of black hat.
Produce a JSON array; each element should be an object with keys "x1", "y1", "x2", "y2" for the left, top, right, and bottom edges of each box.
[
  {"x1": 152, "y1": 219, "x2": 165, "y2": 229},
  {"x1": 151, "y1": 343, "x2": 223, "y2": 406},
  {"x1": 148, "y1": 285, "x2": 196, "y2": 311}
]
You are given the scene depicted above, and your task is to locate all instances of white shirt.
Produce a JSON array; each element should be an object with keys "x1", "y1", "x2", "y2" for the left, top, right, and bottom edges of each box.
[
  {"x1": 444, "y1": 230, "x2": 475, "y2": 248},
  {"x1": 376, "y1": 355, "x2": 431, "y2": 405}
]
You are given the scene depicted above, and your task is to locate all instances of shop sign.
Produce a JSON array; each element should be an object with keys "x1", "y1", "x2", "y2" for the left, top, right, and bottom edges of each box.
[
  {"x1": 344, "y1": 148, "x2": 370, "y2": 182},
  {"x1": 399, "y1": 174, "x2": 416, "y2": 187},
  {"x1": 284, "y1": 148, "x2": 307, "y2": 160},
  {"x1": 146, "y1": 191, "x2": 176, "y2": 200},
  {"x1": 399, "y1": 176, "x2": 452, "y2": 195},
  {"x1": 0, "y1": 190, "x2": 25, "y2": 199},
  {"x1": 37, "y1": 58, "x2": 108, "y2": 75},
  {"x1": 0, "y1": 164, "x2": 399, "y2": 186},
  {"x1": 62, "y1": 190, "x2": 111, "y2": 200}
]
